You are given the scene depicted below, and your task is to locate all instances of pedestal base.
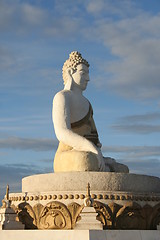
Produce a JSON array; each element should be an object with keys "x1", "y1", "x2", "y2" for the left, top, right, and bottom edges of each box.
[
  {"x1": 0, "y1": 230, "x2": 160, "y2": 240},
  {"x1": 8, "y1": 172, "x2": 160, "y2": 230}
]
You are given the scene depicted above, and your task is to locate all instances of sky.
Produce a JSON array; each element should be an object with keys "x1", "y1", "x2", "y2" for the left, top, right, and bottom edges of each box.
[{"x1": 0, "y1": 0, "x2": 160, "y2": 202}]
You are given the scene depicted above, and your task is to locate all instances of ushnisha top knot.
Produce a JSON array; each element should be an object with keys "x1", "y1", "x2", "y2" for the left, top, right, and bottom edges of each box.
[{"x1": 62, "y1": 51, "x2": 89, "y2": 85}]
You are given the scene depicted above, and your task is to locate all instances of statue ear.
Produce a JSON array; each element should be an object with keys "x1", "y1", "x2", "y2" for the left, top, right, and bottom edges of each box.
[{"x1": 64, "y1": 68, "x2": 74, "y2": 90}]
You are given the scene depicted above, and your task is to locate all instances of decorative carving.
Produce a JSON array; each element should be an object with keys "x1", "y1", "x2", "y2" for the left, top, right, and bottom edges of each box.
[
  {"x1": 80, "y1": 194, "x2": 85, "y2": 199},
  {"x1": 38, "y1": 201, "x2": 71, "y2": 229},
  {"x1": 68, "y1": 202, "x2": 83, "y2": 228},
  {"x1": 15, "y1": 202, "x2": 37, "y2": 229},
  {"x1": 9, "y1": 193, "x2": 160, "y2": 202},
  {"x1": 75, "y1": 194, "x2": 79, "y2": 199},
  {"x1": 93, "y1": 201, "x2": 121, "y2": 229},
  {"x1": 93, "y1": 201, "x2": 110, "y2": 228},
  {"x1": 53, "y1": 195, "x2": 57, "y2": 200},
  {"x1": 68, "y1": 194, "x2": 74, "y2": 199},
  {"x1": 12, "y1": 201, "x2": 72, "y2": 230},
  {"x1": 116, "y1": 202, "x2": 147, "y2": 229},
  {"x1": 150, "y1": 203, "x2": 160, "y2": 229},
  {"x1": 9, "y1": 200, "x2": 160, "y2": 230},
  {"x1": 92, "y1": 201, "x2": 160, "y2": 230},
  {"x1": 33, "y1": 203, "x2": 44, "y2": 228}
]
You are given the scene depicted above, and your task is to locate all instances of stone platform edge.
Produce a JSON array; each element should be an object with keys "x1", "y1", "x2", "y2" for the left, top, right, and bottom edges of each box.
[
  {"x1": 0, "y1": 230, "x2": 160, "y2": 240},
  {"x1": 22, "y1": 172, "x2": 160, "y2": 193}
]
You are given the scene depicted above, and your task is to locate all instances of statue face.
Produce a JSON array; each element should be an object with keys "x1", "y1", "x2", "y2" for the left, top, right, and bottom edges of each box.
[{"x1": 72, "y1": 63, "x2": 89, "y2": 91}]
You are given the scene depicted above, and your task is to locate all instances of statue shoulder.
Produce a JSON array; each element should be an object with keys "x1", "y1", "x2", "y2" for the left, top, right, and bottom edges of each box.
[{"x1": 53, "y1": 90, "x2": 71, "y2": 107}]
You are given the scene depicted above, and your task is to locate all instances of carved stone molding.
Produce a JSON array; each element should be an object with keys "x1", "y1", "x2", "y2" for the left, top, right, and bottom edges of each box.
[
  {"x1": 93, "y1": 201, "x2": 121, "y2": 229},
  {"x1": 9, "y1": 192, "x2": 160, "y2": 202},
  {"x1": 150, "y1": 203, "x2": 160, "y2": 229},
  {"x1": 67, "y1": 202, "x2": 83, "y2": 228},
  {"x1": 116, "y1": 202, "x2": 148, "y2": 229},
  {"x1": 38, "y1": 201, "x2": 71, "y2": 229},
  {"x1": 12, "y1": 201, "x2": 82, "y2": 229},
  {"x1": 11, "y1": 200, "x2": 160, "y2": 230},
  {"x1": 13, "y1": 202, "x2": 37, "y2": 229},
  {"x1": 93, "y1": 201, "x2": 160, "y2": 230}
]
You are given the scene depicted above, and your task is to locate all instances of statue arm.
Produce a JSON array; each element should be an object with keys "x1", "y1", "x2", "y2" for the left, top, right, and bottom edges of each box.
[{"x1": 52, "y1": 92, "x2": 99, "y2": 155}]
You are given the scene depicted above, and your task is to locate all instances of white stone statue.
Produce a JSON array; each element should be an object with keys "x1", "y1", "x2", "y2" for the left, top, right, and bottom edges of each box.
[{"x1": 52, "y1": 51, "x2": 129, "y2": 173}]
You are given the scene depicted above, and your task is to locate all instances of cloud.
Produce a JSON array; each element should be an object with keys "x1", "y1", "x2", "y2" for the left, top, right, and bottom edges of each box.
[
  {"x1": 0, "y1": 47, "x2": 16, "y2": 71},
  {"x1": 102, "y1": 145, "x2": 160, "y2": 158},
  {"x1": 0, "y1": 163, "x2": 43, "y2": 203},
  {"x1": 39, "y1": 158, "x2": 53, "y2": 163},
  {"x1": 0, "y1": 115, "x2": 50, "y2": 124},
  {"x1": 1, "y1": 0, "x2": 160, "y2": 103},
  {"x1": 0, "y1": 114, "x2": 53, "y2": 132},
  {"x1": 0, "y1": 0, "x2": 83, "y2": 38},
  {"x1": 122, "y1": 158, "x2": 160, "y2": 177},
  {"x1": 84, "y1": 3, "x2": 160, "y2": 101},
  {"x1": 111, "y1": 112, "x2": 160, "y2": 134},
  {"x1": 119, "y1": 112, "x2": 160, "y2": 123},
  {"x1": 0, "y1": 136, "x2": 58, "y2": 151},
  {"x1": 20, "y1": 3, "x2": 47, "y2": 26},
  {"x1": 0, "y1": 0, "x2": 47, "y2": 33},
  {"x1": 102, "y1": 145, "x2": 160, "y2": 177},
  {"x1": 1, "y1": 135, "x2": 159, "y2": 160},
  {"x1": 112, "y1": 124, "x2": 160, "y2": 134},
  {"x1": 0, "y1": 1, "x2": 82, "y2": 94},
  {"x1": 86, "y1": 0, "x2": 138, "y2": 18},
  {"x1": 45, "y1": 18, "x2": 79, "y2": 37}
]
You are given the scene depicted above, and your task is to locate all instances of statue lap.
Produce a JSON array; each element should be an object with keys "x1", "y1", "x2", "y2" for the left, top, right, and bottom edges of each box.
[
  {"x1": 54, "y1": 142, "x2": 99, "y2": 172},
  {"x1": 53, "y1": 143, "x2": 129, "y2": 173}
]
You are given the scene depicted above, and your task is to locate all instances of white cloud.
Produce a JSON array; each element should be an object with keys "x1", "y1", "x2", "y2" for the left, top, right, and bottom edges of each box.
[
  {"x1": 122, "y1": 158, "x2": 160, "y2": 177},
  {"x1": 86, "y1": 0, "x2": 138, "y2": 18},
  {"x1": 0, "y1": 47, "x2": 16, "y2": 70},
  {"x1": 119, "y1": 112, "x2": 160, "y2": 123},
  {"x1": 102, "y1": 145, "x2": 160, "y2": 158},
  {"x1": 1, "y1": 0, "x2": 160, "y2": 102},
  {"x1": 21, "y1": 3, "x2": 47, "y2": 26},
  {"x1": 87, "y1": 0, "x2": 105, "y2": 14},
  {"x1": 44, "y1": 17, "x2": 80, "y2": 37},
  {"x1": 0, "y1": 115, "x2": 53, "y2": 134},
  {"x1": 0, "y1": 0, "x2": 47, "y2": 33},
  {"x1": 0, "y1": 0, "x2": 82, "y2": 38},
  {"x1": 0, "y1": 136, "x2": 58, "y2": 151},
  {"x1": 0, "y1": 115, "x2": 48, "y2": 124},
  {"x1": 102, "y1": 145, "x2": 160, "y2": 177},
  {"x1": 84, "y1": 4, "x2": 160, "y2": 102},
  {"x1": 0, "y1": 163, "x2": 43, "y2": 202},
  {"x1": 112, "y1": 124, "x2": 160, "y2": 134},
  {"x1": 111, "y1": 111, "x2": 160, "y2": 134}
]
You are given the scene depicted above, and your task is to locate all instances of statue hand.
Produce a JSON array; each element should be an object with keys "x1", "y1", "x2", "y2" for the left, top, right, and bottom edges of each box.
[{"x1": 89, "y1": 142, "x2": 105, "y2": 171}]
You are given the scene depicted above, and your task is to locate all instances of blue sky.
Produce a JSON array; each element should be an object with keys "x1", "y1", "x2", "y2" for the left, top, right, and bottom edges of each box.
[{"x1": 0, "y1": 0, "x2": 160, "y2": 202}]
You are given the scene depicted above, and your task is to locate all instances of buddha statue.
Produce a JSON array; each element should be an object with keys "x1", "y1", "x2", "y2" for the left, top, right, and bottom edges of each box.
[{"x1": 52, "y1": 51, "x2": 129, "y2": 173}]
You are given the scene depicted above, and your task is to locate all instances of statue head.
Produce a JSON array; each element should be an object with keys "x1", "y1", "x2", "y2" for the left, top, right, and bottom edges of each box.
[{"x1": 62, "y1": 51, "x2": 90, "y2": 89}]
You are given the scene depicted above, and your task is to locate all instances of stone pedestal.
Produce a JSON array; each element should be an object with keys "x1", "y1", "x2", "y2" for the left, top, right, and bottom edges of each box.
[
  {"x1": 0, "y1": 207, "x2": 24, "y2": 230},
  {"x1": 7, "y1": 172, "x2": 160, "y2": 230},
  {"x1": 0, "y1": 230, "x2": 160, "y2": 240}
]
